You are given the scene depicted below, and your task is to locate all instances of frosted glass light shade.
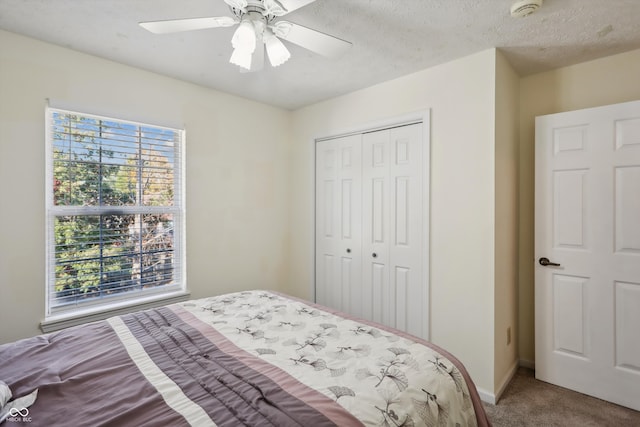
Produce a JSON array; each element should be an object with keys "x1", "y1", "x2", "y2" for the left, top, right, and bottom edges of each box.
[
  {"x1": 231, "y1": 20, "x2": 256, "y2": 53},
  {"x1": 264, "y1": 31, "x2": 290, "y2": 67},
  {"x1": 230, "y1": 47, "x2": 252, "y2": 70}
]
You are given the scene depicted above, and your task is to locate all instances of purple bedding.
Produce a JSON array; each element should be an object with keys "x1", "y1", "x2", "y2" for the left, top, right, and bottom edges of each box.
[{"x1": 0, "y1": 291, "x2": 490, "y2": 426}]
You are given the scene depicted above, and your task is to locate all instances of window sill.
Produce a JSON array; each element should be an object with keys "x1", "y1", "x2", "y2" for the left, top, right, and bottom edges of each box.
[{"x1": 40, "y1": 290, "x2": 191, "y2": 334}]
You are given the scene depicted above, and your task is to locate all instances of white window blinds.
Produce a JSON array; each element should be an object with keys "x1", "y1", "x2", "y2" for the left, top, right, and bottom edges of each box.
[{"x1": 46, "y1": 108, "x2": 185, "y2": 315}]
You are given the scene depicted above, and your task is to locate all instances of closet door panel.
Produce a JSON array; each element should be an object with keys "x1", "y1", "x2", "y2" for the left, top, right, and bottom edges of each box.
[
  {"x1": 362, "y1": 130, "x2": 391, "y2": 323},
  {"x1": 315, "y1": 135, "x2": 362, "y2": 313},
  {"x1": 389, "y1": 124, "x2": 424, "y2": 338},
  {"x1": 338, "y1": 136, "x2": 362, "y2": 315},
  {"x1": 315, "y1": 139, "x2": 336, "y2": 308},
  {"x1": 362, "y1": 124, "x2": 424, "y2": 336},
  {"x1": 369, "y1": 261, "x2": 386, "y2": 324}
]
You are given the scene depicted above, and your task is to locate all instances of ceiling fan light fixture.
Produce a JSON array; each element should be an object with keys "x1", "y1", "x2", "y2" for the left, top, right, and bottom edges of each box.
[
  {"x1": 230, "y1": 47, "x2": 253, "y2": 70},
  {"x1": 264, "y1": 30, "x2": 290, "y2": 67},
  {"x1": 140, "y1": 0, "x2": 353, "y2": 73},
  {"x1": 231, "y1": 19, "x2": 257, "y2": 53}
]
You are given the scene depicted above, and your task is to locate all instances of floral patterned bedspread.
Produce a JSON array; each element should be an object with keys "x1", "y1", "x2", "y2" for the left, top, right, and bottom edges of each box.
[{"x1": 180, "y1": 290, "x2": 488, "y2": 427}]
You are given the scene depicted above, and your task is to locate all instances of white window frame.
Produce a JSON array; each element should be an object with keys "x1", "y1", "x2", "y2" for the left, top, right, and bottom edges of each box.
[{"x1": 44, "y1": 107, "x2": 187, "y2": 326}]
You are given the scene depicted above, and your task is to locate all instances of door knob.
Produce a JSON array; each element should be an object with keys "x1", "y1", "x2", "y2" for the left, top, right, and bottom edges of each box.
[
  {"x1": 346, "y1": 248, "x2": 351, "y2": 253},
  {"x1": 372, "y1": 253, "x2": 377, "y2": 258},
  {"x1": 539, "y1": 257, "x2": 560, "y2": 267}
]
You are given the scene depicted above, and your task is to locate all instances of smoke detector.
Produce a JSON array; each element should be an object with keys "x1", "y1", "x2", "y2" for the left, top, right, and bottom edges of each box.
[{"x1": 510, "y1": 0, "x2": 543, "y2": 18}]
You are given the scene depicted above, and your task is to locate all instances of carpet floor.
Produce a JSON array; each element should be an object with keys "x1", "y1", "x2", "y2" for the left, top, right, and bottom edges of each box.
[{"x1": 482, "y1": 368, "x2": 640, "y2": 426}]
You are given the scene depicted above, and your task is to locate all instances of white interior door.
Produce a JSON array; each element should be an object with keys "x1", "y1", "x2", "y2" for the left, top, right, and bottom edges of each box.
[
  {"x1": 315, "y1": 135, "x2": 362, "y2": 314},
  {"x1": 535, "y1": 100, "x2": 640, "y2": 411},
  {"x1": 362, "y1": 123, "x2": 426, "y2": 338}
]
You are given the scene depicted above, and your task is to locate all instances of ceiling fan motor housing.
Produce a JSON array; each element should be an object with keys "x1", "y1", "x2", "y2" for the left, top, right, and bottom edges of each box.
[
  {"x1": 510, "y1": 0, "x2": 543, "y2": 18},
  {"x1": 231, "y1": 0, "x2": 284, "y2": 21}
]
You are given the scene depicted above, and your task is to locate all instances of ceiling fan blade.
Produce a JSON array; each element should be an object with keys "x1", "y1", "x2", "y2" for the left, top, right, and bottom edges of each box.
[
  {"x1": 274, "y1": 0, "x2": 318, "y2": 15},
  {"x1": 272, "y1": 21, "x2": 351, "y2": 58},
  {"x1": 240, "y1": 43, "x2": 265, "y2": 73},
  {"x1": 139, "y1": 16, "x2": 237, "y2": 34}
]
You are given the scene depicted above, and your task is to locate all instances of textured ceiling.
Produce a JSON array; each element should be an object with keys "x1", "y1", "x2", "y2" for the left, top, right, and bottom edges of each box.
[{"x1": 1, "y1": 0, "x2": 639, "y2": 110}]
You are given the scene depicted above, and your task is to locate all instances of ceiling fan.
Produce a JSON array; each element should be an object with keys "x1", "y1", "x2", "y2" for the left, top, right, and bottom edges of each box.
[{"x1": 139, "y1": 0, "x2": 352, "y2": 72}]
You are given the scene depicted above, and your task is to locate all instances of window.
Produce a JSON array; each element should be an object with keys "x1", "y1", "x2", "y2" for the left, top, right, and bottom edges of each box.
[{"x1": 46, "y1": 108, "x2": 185, "y2": 316}]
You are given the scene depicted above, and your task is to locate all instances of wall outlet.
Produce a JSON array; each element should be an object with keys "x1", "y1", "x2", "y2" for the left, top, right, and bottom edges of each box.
[{"x1": 507, "y1": 327, "x2": 512, "y2": 345}]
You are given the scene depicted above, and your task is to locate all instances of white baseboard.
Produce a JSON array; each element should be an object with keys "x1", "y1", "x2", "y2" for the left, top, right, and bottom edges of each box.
[
  {"x1": 494, "y1": 360, "x2": 519, "y2": 403},
  {"x1": 476, "y1": 387, "x2": 497, "y2": 405},
  {"x1": 476, "y1": 359, "x2": 522, "y2": 405}
]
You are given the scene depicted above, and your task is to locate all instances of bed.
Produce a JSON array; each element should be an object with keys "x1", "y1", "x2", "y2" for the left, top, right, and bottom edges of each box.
[{"x1": 0, "y1": 290, "x2": 490, "y2": 426}]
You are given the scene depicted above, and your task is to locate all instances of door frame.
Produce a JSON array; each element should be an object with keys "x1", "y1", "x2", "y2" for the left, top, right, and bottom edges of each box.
[{"x1": 310, "y1": 109, "x2": 431, "y2": 339}]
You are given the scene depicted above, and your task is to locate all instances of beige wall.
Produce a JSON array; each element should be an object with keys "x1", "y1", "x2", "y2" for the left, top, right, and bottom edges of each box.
[
  {"x1": 494, "y1": 50, "x2": 520, "y2": 391},
  {"x1": 0, "y1": 30, "x2": 292, "y2": 344},
  {"x1": 289, "y1": 50, "x2": 500, "y2": 394},
  {"x1": 8, "y1": 24, "x2": 636, "y2": 398},
  {"x1": 517, "y1": 49, "x2": 640, "y2": 364}
]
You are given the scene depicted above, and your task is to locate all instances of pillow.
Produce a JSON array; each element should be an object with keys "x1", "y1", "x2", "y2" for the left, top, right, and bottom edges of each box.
[{"x1": 0, "y1": 381, "x2": 10, "y2": 408}]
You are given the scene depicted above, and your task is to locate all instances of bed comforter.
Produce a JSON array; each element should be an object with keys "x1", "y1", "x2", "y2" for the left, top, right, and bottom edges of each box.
[{"x1": 0, "y1": 290, "x2": 490, "y2": 426}]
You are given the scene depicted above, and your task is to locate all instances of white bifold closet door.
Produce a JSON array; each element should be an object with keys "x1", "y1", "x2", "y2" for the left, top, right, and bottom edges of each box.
[
  {"x1": 315, "y1": 123, "x2": 427, "y2": 339},
  {"x1": 315, "y1": 134, "x2": 363, "y2": 317}
]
